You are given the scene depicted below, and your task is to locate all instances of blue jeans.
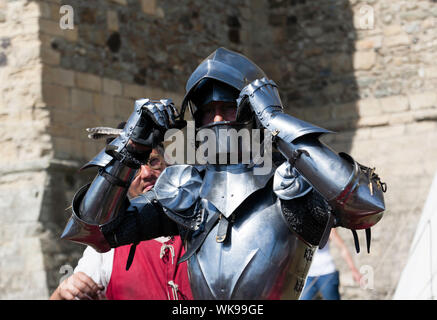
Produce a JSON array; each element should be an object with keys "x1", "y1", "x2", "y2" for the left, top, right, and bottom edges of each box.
[{"x1": 300, "y1": 271, "x2": 340, "y2": 300}]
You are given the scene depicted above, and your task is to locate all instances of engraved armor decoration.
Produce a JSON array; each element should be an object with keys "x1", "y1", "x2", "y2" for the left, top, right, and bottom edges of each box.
[{"x1": 61, "y1": 47, "x2": 386, "y2": 300}]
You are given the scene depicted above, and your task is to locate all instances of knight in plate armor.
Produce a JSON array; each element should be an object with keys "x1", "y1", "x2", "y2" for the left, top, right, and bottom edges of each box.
[{"x1": 61, "y1": 48, "x2": 386, "y2": 299}]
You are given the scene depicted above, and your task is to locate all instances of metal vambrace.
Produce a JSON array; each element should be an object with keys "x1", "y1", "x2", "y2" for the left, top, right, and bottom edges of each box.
[
  {"x1": 275, "y1": 124, "x2": 386, "y2": 230},
  {"x1": 61, "y1": 159, "x2": 138, "y2": 252},
  {"x1": 101, "y1": 191, "x2": 179, "y2": 248}
]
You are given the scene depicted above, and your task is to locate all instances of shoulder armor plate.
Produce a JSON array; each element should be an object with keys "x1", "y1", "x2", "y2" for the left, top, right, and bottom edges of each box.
[{"x1": 154, "y1": 165, "x2": 202, "y2": 212}]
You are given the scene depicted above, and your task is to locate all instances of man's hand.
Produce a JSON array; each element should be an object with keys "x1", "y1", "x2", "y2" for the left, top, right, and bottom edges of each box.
[{"x1": 50, "y1": 272, "x2": 105, "y2": 300}]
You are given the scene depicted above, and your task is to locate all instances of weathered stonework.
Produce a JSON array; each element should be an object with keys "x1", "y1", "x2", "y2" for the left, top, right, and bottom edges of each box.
[{"x1": 1, "y1": 0, "x2": 436, "y2": 299}]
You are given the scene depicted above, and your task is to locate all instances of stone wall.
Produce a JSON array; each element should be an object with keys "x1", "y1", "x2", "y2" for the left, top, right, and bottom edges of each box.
[
  {"x1": 0, "y1": 0, "x2": 49, "y2": 299},
  {"x1": 0, "y1": 0, "x2": 436, "y2": 299}
]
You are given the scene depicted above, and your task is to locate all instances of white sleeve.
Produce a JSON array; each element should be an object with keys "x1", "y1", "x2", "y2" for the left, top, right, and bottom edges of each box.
[{"x1": 74, "y1": 246, "x2": 114, "y2": 290}]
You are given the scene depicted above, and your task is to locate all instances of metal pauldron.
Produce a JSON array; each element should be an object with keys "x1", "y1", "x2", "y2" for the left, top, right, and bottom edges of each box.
[{"x1": 153, "y1": 165, "x2": 204, "y2": 230}]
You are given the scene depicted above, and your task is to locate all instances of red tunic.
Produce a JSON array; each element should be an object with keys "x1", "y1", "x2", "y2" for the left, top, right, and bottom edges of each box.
[{"x1": 106, "y1": 236, "x2": 193, "y2": 300}]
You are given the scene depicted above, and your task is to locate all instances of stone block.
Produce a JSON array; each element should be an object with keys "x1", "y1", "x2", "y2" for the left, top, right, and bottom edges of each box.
[
  {"x1": 123, "y1": 83, "x2": 147, "y2": 99},
  {"x1": 383, "y1": 25, "x2": 403, "y2": 36},
  {"x1": 71, "y1": 88, "x2": 94, "y2": 113},
  {"x1": 303, "y1": 106, "x2": 331, "y2": 123},
  {"x1": 114, "y1": 97, "x2": 134, "y2": 117},
  {"x1": 408, "y1": 91, "x2": 437, "y2": 110},
  {"x1": 40, "y1": 18, "x2": 78, "y2": 42},
  {"x1": 355, "y1": 36, "x2": 383, "y2": 50},
  {"x1": 76, "y1": 72, "x2": 102, "y2": 92},
  {"x1": 353, "y1": 51, "x2": 376, "y2": 70},
  {"x1": 109, "y1": 0, "x2": 127, "y2": 5},
  {"x1": 413, "y1": 109, "x2": 437, "y2": 121},
  {"x1": 43, "y1": 66, "x2": 75, "y2": 87},
  {"x1": 43, "y1": 84, "x2": 70, "y2": 109},
  {"x1": 357, "y1": 115, "x2": 389, "y2": 128},
  {"x1": 52, "y1": 136, "x2": 76, "y2": 158},
  {"x1": 141, "y1": 0, "x2": 156, "y2": 15},
  {"x1": 8, "y1": 41, "x2": 39, "y2": 68},
  {"x1": 388, "y1": 112, "x2": 414, "y2": 125},
  {"x1": 385, "y1": 34, "x2": 410, "y2": 47},
  {"x1": 370, "y1": 124, "x2": 405, "y2": 139},
  {"x1": 380, "y1": 95, "x2": 409, "y2": 114},
  {"x1": 107, "y1": 10, "x2": 119, "y2": 32},
  {"x1": 357, "y1": 98, "x2": 382, "y2": 117},
  {"x1": 103, "y1": 78, "x2": 122, "y2": 96},
  {"x1": 424, "y1": 66, "x2": 437, "y2": 79},
  {"x1": 41, "y1": 47, "x2": 60, "y2": 65},
  {"x1": 93, "y1": 94, "x2": 115, "y2": 118},
  {"x1": 332, "y1": 102, "x2": 359, "y2": 120}
]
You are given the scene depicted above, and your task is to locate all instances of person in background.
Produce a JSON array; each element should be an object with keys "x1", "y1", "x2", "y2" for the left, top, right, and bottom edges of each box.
[
  {"x1": 50, "y1": 125, "x2": 193, "y2": 300},
  {"x1": 300, "y1": 229, "x2": 362, "y2": 300}
]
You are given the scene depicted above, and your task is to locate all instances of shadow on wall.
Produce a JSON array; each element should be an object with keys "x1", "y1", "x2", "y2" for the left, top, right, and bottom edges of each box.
[{"x1": 246, "y1": 0, "x2": 360, "y2": 153}]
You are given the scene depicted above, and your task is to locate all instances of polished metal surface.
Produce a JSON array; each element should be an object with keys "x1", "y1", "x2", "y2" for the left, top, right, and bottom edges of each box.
[
  {"x1": 277, "y1": 138, "x2": 385, "y2": 229},
  {"x1": 105, "y1": 99, "x2": 147, "y2": 155},
  {"x1": 238, "y1": 78, "x2": 331, "y2": 142},
  {"x1": 273, "y1": 161, "x2": 312, "y2": 200},
  {"x1": 199, "y1": 163, "x2": 275, "y2": 218},
  {"x1": 196, "y1": 120, "x2": 255, "y2": 164},
  {"x1": 79, "y1": 159, "x2": 137, "y2": 225},
  {"x1": 154, "y1": 165, "x2": 203, "y2": 212},
  {"x1": 329, "y1": 153, "x2": 385, "y2": 229},
  {"x1": 80, "y1": 147, "x2": 113, "y2": 171},
  {"x1": 187, "y1": 183, "x2": 315, "y2": 300},
  {"x1": 276, "y1": 137, "x2": 354, "y2": 201},
  {"x1": 61, "y1": 184, "x2": 111, "y2": 253},
  {"x1": 180, "y1": 47, "x2": 266, "y2": 120}
]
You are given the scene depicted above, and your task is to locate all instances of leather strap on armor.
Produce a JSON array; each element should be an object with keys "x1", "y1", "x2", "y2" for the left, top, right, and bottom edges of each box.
[
  {"x1": 98, "y1": 168, "x2": 130, "y2": 188},
  {"x1": 177, "y1": 212, "x2": 221, "y2": 264}
]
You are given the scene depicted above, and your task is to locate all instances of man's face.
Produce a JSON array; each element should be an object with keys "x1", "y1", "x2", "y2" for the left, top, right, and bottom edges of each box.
[
  {"x1": 128, "y1": 148, "x2": 166, "y2": 198},
  {"x1": 196, "y1": 101, "x2": 237, "y2": 126}
]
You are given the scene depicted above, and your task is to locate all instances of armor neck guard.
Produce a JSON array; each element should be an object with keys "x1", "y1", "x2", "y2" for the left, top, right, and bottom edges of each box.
[{"x1": 199, "y1": 163, "x2": 276, "y2": 218}]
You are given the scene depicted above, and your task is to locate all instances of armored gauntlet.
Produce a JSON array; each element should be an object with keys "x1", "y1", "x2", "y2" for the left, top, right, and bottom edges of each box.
[{"x1": 238, "y1": 78, "x2": 386, "y2": 239}]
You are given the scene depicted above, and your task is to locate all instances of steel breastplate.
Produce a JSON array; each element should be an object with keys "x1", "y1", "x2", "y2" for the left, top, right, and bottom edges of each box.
[
  {"x1": 154, "y1": 163, "x2": 316, "y2": 299},
  {"x1": 187, "y1": 166, "x2": 315, "y2": 300}
]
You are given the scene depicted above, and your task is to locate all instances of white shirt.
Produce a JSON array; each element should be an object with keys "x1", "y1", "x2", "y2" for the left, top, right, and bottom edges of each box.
[
  {"x1": 307, "y1": 242, "x2": 337, "y2": 277},
  {"x1": 73, "y1": 237, "x2": 172, "y2": 294}
]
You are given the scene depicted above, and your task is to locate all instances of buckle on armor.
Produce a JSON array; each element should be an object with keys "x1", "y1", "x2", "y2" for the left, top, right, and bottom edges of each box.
[{"x1": 216, "y1": 214, "x2": 230, "y2": 243}]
